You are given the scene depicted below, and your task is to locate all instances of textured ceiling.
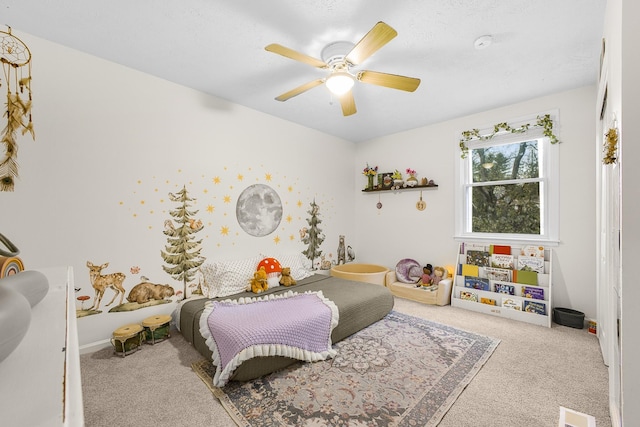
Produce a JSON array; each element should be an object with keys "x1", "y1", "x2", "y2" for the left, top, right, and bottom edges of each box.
[{"x1": 2, "y1": 0, "x2": 606, "y2": 142}]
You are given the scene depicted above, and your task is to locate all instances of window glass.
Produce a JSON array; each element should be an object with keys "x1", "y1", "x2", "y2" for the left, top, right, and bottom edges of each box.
[
  {"x1": 456, "y1": 127, "x2": 558, "y2": 244},
  {"x1": 470, "y1": 140, "x2": 541, "y2": 234}
]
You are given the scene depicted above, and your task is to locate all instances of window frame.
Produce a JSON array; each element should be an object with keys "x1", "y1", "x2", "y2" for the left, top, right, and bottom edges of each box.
[{"x1": 454, "y1": 112, "x2": 560, "y2": 245}]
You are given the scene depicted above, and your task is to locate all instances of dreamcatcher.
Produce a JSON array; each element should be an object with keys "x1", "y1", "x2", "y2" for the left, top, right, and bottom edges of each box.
[{"x1": 0, "y1": 26, "x2": 34, "y2": 192}]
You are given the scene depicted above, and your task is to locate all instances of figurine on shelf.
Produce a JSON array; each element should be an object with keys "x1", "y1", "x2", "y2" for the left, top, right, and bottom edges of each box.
[
  {"x1": 418, "y1": 264, "x2": 433, "y2": 287},
  {"x1": 405, "y1": 168, "x2": 418, "y2": 187},
  {"x1": 391, "y1": 170, "x2": 404, "y2": 189}
]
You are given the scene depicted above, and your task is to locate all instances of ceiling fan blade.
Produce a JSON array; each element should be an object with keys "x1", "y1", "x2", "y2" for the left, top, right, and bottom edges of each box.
[
  {"x1": 357, "y1": 70, "x2": 421, "y2": 92},
  {"x1": 275, "y1": 79, "x2": 325, "y2": 102},
  {"x1": 265, "y1": 43, "x2": 328, "y2": 69},
  {"x1": 345, "y1": 22, "x2": 397, "y2": 65},
  {"x1": 339, "y1": 91, "x2": 357, "y2": 116}
]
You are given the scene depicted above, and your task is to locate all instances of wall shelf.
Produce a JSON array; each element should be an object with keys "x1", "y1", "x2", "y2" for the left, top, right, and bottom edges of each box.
[{"x1": 362, "y1": 184, "x2": 438, "y2": 193}]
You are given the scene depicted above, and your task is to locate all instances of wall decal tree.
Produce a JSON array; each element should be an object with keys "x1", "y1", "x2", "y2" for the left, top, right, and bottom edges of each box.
[
  {"x1": 301, "y1": 199, "x2": 324, "y2": 269},
  {"x1": 161, "y1": 185, "x2": 204, "y2": 299}
]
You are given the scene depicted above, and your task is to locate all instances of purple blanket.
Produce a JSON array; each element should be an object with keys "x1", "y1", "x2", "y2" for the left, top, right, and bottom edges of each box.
[{"x1": 199, "y1": 290, "x2": 339, "y2": 387}]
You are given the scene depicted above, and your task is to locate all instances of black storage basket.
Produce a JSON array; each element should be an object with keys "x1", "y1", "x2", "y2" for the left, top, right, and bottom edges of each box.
[{"x1": 553, "y1": 307, "x2": 585, "y2": 329}]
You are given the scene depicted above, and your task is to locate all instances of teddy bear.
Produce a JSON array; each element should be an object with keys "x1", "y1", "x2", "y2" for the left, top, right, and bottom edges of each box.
[
  {"x1": 279, "y1": 267, "x2": 297, "y2": 287},
  {"x1": 249, "y1": 266, "x2": 269, "y2": 293}
]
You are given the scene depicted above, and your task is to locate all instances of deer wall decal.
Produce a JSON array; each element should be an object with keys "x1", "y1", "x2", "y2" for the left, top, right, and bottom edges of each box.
[{"x1": 86, "y1": 261, "x2": 126, "y2": 310}]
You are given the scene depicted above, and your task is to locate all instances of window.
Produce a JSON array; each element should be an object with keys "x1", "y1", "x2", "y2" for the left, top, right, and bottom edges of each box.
[{"x1": 455, "y1": 114, "x2": 559, "y2": 244}]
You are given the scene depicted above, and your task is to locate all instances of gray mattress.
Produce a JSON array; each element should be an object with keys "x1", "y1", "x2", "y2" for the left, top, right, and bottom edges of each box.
[{"x1": 179, "y1": 273, "x2": 394, "y2": 381}]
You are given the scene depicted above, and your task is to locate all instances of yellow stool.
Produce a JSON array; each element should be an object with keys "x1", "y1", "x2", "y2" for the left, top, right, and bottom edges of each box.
[
  {"x1": 111, "y1": 324, "x2": 144, "y2": 357},
  {"x1": 141, "y1": 314, "x2": 172, "y2": 345}
]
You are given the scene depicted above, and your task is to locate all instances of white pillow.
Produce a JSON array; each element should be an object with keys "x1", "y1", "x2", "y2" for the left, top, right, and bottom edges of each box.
[
  {"x1": 200, "y1": 256, "x2": 261, "y2": 298},
  {"x1": 262, "y1": 252, "x2": 312, "y2": 281}
]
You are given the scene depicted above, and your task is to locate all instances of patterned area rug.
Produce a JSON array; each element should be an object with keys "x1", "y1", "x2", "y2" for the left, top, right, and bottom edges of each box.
[{"x1": 192, "y1": 311, "x2": 500, "y2": 427}]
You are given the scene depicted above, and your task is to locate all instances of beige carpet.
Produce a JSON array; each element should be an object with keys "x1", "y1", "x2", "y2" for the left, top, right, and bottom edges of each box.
[{"x1": 80, "y1": 297, "x2": 611, "y2": 427}]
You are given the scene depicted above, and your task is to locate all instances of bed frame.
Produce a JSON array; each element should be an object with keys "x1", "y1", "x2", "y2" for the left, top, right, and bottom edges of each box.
[{"x1": 179, "y1": 274, "x2": 393, "y2": 381}]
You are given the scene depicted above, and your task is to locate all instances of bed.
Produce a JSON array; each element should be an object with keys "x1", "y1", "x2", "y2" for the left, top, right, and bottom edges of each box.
[{"x1": 179, "y1": 273, "x2": 394, "y2": 382}]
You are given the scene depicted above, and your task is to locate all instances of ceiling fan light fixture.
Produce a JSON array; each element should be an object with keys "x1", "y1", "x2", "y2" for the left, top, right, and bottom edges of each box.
[{"x1": 326, "y1": 71, "x2": 355, "y2": 96}]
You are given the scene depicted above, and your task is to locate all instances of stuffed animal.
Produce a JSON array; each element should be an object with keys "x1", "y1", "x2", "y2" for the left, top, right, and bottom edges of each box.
[
  {"x1": 249, "y1": 266, "x2": 269, "y2": 293},
  {"x1": 279, "y1": 267, "x2": 297, "y2": 287},
  {"x1": 431, "y1": 266, "x2": 448, "y2": 287},
  {"x1": 419, "y1": 264, "x2": 433, "y2": 287}
]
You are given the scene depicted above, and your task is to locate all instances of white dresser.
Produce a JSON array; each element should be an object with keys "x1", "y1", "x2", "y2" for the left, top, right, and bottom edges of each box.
[{"x1": 0, "y1": 267, "x2": 84, "y2": 426}]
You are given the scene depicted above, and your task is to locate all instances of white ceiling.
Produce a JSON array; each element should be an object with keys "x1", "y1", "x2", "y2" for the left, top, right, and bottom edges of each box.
[{"x1": 2, "y1": 0, "x2": 606, "y2": 142}]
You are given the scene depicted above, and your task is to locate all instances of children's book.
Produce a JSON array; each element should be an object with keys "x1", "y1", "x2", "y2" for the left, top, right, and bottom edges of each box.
[
  {"x1": 491, "y1": 254, "x2": 514, "y2": 269},
  {"x1": 494, "y1": 282, "x2": 515, "y2": 295},
  {"x1": 519, "y1": 245, "x2": 545, "y2": 258},
  {"x1": 466, "y1": 250, "x2": 490, "y2": 267},
  {"x1": 460, "y1": 291, "x2": 478, "y2": 302},
  {"x1": 523, "y1": 300, "x2": 546, "y2": 315},
  {"x1": 521, "y1": 286, "x2": 544, "y2": 300},
  {"x1": 490, "y1": 244, "x2": 511, "y2": 255},
  {"x1": 462, "y1": 242, "x2": 489, "y2": 254},
  {"x1": 502, "y1": 297, "x2": 522, "y2": 311},
  {"x1": 485, "y1": 267, "x2": 512, "y2": 282},
  {"x1": 513, "y1": 269, "x2": 538, "y2": 285},
  {"x1": 464, "y1": 276, "x2": 491, "y2": 291},
  {"x1": 480, "y1": 297, "x2": 497, "y2": 305},
  {"x1": 518, "y1": 255, "x2": 545, "y2": 273},
  {"x1": 461, "y1": 264, "x2": 480, "y2": 277}
]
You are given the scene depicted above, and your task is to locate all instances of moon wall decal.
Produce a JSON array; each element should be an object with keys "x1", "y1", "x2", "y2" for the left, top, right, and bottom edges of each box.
[{"x1": 236, "y1": 184, "x2": 283, "y2": 237}]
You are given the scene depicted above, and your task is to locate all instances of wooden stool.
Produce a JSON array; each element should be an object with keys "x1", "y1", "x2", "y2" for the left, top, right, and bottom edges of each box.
[
  {"x1": 111, "y1": 324, "x2": 144, "y2": 357},
  {"x1": 141, "y1": 314, "x2": 172, "y2": 345}
]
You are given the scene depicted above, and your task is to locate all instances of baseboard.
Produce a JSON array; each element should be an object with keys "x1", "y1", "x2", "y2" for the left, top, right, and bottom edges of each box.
[{"x1": 79, "y1": 339, "x2": 112, "y2": 355}]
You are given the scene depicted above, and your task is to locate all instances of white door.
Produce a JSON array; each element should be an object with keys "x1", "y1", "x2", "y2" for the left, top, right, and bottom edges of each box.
[{"x1": 596, "y1": 88, "x2": 622, "y2": 425}]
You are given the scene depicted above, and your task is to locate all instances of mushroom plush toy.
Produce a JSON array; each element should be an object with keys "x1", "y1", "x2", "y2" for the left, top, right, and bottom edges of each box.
[{"x1": 257, "y1": 257, "x2": 283, "y2": 288}]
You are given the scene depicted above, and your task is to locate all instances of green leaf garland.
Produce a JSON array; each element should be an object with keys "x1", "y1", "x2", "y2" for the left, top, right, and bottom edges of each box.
[{"x1": 459, "y1": 114, "x2": 559, "y2": 158}]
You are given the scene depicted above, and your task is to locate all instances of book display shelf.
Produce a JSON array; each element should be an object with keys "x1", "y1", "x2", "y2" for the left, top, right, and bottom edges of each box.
[{"x1": 451, "y1": 242, "x2": 552, "y2": 327}]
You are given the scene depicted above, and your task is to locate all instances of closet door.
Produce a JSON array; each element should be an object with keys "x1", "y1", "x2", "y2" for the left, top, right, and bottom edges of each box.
[{"x1": 596, "y1": 68, "x2": 622, "y2": 426}]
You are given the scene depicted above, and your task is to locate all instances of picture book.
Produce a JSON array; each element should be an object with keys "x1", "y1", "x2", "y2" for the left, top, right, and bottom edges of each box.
[
  {"x1": 464, "y1": 276, "x2": 491, "y2": 291},
  {"x1": 485, "y1": 267, "x2": 512, "y2": 282},
  {"x1": 491, "y1": 254, "x2": 514, "y2": 269},
  {"x1": 518, "y1": 255, "x2": 545, "y2": 273},
  {"x1": 523, "y1": 300, "x2": 547, "y2": 315},
  {"x1": 513, "y1": 269, "x2": 538, "y2": 285},
  {"x1": 502, "y1": 297, "x2": 522, "y2": 311},
  {"x1": 460, "y1": 291, "x2": 478, "y2": 302},
  {"x1": 521, "y1": 286, "x2": 544, "y2": 300},
  {"x1": 461, "y1": 264, "x2": 480, "y2": 277},
  {"x1": 466, "y1": 250, "x2": 490, "y2": 267},
  {"x1": 494, "y1": 282, "x2": 515, "y2": 295},
  {"x1": 480, "y1": 297, "x2": 497, "y2": 306},
  {"x1": 462, "y1": 242, "x2": 489, "y2": 254},
  {"x1": 519, "y1": 245, "x2": 545, "y2": 258},
  {"x1": 490, "y1": 244, "x2": 511, "y2": 255}
]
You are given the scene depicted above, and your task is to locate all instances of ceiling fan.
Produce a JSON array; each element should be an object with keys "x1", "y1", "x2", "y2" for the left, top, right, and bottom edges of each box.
[{"x1": 265, "y1": 21, "x2": 421, "y2": 116}]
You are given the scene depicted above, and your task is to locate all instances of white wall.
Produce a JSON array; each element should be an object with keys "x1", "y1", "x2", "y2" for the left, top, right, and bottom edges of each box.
[
  {"x1": 354, "y1": 86, "x2": 598, "y2": 320},
  {"x1": 0, "y1": 31, "x2": 356, "y2": 346},
  {"x1": 619, "y1": 0, "x2": 640, "y2": 423},
  {"x1": 1, "y1": 30, "x2": 601, "y2": 353}
]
